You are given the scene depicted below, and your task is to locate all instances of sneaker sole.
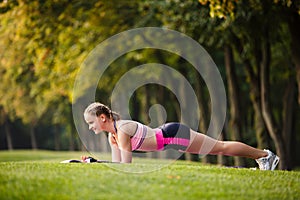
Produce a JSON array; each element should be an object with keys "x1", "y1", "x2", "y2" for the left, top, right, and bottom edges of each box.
[{"x1": 271, "y1": 156, "x2": 280, "y2": 170}]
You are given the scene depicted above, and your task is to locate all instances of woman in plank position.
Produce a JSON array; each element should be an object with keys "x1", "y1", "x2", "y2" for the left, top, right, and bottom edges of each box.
[{"x1": 82, "y1": 102, "x2": 279, "y2": 170}]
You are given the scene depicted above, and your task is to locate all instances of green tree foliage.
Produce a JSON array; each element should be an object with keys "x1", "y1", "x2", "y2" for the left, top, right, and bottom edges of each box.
[{"x1": 0, "y1": 0, "x2": 143, "y2": 149}]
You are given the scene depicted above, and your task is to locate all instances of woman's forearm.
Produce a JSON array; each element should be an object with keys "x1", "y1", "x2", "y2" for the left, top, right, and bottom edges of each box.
[
  {"x1": 111, "y1": 146, "x2": 121, "y2": 162},
  {"x1": 121, "y1": 150, "x2": 132, "y2": 163}
]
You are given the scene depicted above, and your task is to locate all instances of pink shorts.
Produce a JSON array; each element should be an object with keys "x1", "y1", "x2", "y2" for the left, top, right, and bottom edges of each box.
[{"x1": 155, "y1": 123, "x2": 190, "y2": 151}]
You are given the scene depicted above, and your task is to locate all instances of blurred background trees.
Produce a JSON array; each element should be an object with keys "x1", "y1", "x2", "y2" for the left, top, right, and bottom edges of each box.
[{"x1": 0, "y1": 0, "x2": 299, "y2": 170}]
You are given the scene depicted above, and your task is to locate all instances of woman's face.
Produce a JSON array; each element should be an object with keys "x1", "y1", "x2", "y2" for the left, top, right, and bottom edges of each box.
[{"x1": 84, "y1": 113, "x2": 104, "y2": 134}]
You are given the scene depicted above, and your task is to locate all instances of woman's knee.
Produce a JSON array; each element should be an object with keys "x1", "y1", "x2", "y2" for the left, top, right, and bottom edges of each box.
[{"x1": 211, "y1": 141, "x2": 226, "y2": 154}]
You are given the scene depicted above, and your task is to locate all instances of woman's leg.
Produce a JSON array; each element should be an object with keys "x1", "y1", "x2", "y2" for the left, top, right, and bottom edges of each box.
[{"x1": 186, "y1": 129, "x2": 268, "y2": 159}]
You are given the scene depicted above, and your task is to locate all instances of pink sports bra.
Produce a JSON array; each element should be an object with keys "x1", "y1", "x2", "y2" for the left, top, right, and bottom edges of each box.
[{"x1": 130, "y1": 123, "x2": 147, "y2": 151}]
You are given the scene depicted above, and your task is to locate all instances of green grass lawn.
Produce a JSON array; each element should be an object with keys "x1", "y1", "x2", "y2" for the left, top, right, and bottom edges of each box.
[{"x1": 0, "y1": 150, "x2": 299, "y2": 200}]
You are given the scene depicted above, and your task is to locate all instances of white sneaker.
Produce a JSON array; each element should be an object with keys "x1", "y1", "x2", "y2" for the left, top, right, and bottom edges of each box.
[{"x1": 255, "y1": 149, "x2": 280, "y2": 170}]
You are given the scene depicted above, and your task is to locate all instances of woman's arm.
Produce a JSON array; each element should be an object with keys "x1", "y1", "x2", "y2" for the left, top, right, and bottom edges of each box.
[
  {"x1": 108, "y1": 133, "x2": 121, "y2": 162},
  {"x1": 118, "y1": 131, "x2": 133, "y2": 163}
]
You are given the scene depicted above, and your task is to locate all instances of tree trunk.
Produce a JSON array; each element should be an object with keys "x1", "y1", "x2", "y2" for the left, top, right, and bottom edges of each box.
[
  {"x1": 282, "y1": 75, "x2": 296, "y2": 170},
  {"x1": 156, "y1": 85, "x2": 166, "y2": 125},
  {"x1": 243, "y1": 59, "x2": 269, "y2": 149},
  {"x1": 30, "y1": 124, "x2": 38, "y2": 150},
  {"x1": 144, "y1": 85, "x2": 151, "y2": 123},
  {"x1": 194, "y1": 72, "x2": 208, "y2": 134},
  {"x1": 54, "y1": 124, "x2": 60, "y2": 151},
  {"x1": 288, "y1": 12, "x2": 300, "y2": 105},
  {"x1": 69, "y1": 124, "x2": 75, "y2": 151},
  {"x1": 252, "y1": 100, "x2": 269, "y2": 149},
  {"x1": 0, "y1": 110, "x2": 13, "y2": 150},
  {"x1": 260, "y1": 36, "x2": 287, "y2": 170},
  {"x1": 131, "y1": 92, "x2": 140, "y2": 122},
  {"x1": 224, "y1": 45, "x2": 245, "y2": 167},
  {"x1": 232, "y1": 35, "x2": 269, "y2": 149},
  {"x1": 4, "y1": 119, "x2": 13, "y2": 150}
]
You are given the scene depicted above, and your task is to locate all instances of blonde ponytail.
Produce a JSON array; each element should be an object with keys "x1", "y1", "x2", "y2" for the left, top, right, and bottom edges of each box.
[{"x1": 84, "y1": 102, "x2": 121, "y2": 121}]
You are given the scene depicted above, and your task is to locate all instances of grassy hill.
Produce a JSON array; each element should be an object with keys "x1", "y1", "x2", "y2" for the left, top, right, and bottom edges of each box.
[{"x1": 0, "y1": 150, "x2": 299, "y2": 200}]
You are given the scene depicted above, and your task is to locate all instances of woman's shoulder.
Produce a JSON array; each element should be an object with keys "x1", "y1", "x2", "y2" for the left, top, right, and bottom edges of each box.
[
  {"x1": 117, "y1": 120, "x2": 139, "y2": 135},
  {"x1": 118, "y1": 119, "x2": 139, "y2": 126}
]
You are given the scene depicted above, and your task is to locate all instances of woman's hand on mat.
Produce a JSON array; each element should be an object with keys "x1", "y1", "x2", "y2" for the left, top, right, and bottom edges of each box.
[{"x1": 81, "y1": 155, "x2": 89, "y2": 162}]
